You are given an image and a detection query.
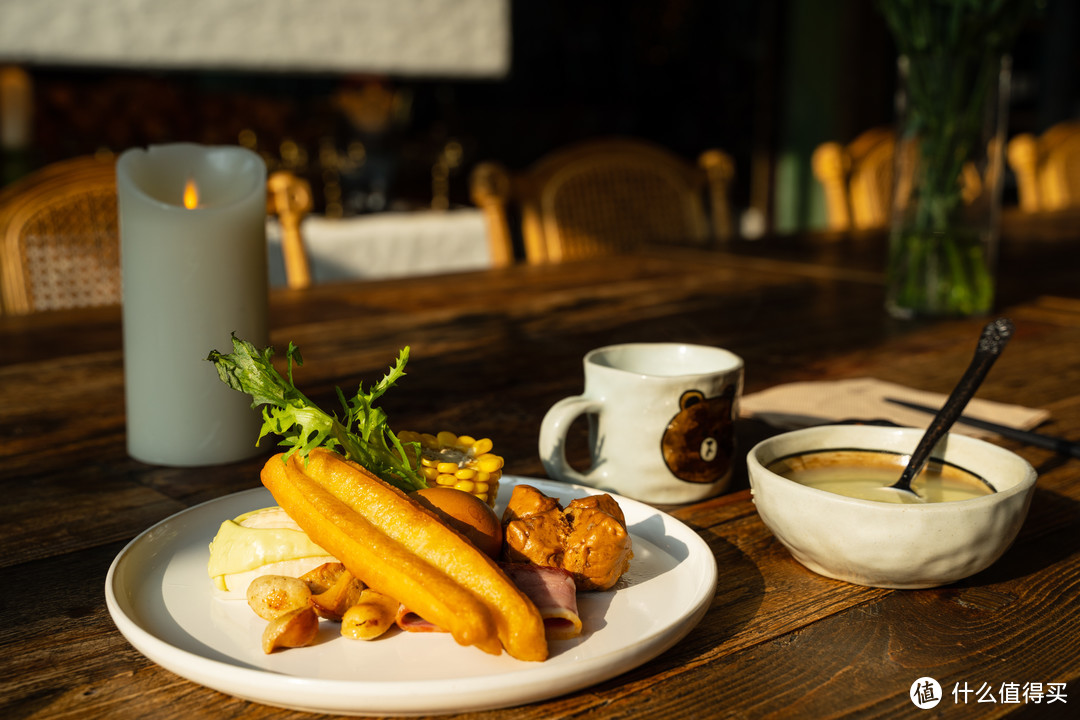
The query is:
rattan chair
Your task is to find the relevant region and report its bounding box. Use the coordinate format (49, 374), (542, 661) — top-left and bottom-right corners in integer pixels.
(812, 127), (897, 231)
(1007, 121), (1080, 212)
(267, 170), (314, 289)
(0, 155), (121, 314)
(0, 156), (313, 314)
(469, 138), (735, 265)
(814, 127), (1006, 231)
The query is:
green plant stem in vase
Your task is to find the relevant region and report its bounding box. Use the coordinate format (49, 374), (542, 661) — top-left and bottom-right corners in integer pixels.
(887, 51), (1005, 318)
(878, 0), (1035, 319)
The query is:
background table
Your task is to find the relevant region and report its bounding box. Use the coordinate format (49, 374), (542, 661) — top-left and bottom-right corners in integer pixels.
(265, 209), (491, 287)
(2, 242), (1078, 719)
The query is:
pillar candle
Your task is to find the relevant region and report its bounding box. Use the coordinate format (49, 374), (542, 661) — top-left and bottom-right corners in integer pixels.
(116, 143), (268, 466)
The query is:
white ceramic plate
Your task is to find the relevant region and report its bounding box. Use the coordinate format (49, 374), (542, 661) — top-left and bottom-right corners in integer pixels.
(105, 477), (717, 716)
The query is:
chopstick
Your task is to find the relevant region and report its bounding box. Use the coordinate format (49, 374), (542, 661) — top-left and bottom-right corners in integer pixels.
(885, 397), (1080, 459)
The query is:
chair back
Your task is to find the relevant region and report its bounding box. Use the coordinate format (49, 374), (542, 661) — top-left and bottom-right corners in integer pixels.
(0, 155), (120, 314)
(267, 170), (314, 289)
(1007, 121), (1080, 212)
(815, 127), (996, 231)
(813, 127), (896, 231)
(471, 138), (735, 265)
(1, 155), (313, 314)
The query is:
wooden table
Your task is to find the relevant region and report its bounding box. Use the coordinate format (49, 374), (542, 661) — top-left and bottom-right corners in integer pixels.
(2, 242), (1078, 719)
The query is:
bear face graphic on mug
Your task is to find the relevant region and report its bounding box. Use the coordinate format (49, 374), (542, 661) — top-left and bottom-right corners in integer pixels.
(662, 386), (736, 485)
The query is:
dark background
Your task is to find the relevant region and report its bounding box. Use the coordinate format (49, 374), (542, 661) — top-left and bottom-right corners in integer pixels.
(2, 0), (1076, 234)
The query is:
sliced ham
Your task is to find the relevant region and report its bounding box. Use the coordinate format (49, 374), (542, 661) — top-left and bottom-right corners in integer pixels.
(396, 562), (582, 641)
(395, 604), (445, 633)
(500, 562), (582, 640)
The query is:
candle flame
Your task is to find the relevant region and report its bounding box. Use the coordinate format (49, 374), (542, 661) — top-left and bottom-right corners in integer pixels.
(183, 179), (199, 209)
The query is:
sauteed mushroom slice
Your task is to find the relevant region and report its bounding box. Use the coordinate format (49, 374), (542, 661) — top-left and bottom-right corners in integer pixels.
(341, 589), (400, 640)
(310, 569), (366, 620)
(262, 606), (319, 653)
(300, 561), (348, 595)
(246, 575), (312, 620)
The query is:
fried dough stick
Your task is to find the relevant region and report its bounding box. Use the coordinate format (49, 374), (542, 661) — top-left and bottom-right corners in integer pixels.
(262, 449), (548, 661)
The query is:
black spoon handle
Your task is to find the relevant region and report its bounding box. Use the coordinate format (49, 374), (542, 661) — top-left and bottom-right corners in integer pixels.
(894, 318), (1015, 491)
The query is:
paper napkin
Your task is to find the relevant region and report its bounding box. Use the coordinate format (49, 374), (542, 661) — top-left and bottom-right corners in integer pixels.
(740, 377), (1050, 439)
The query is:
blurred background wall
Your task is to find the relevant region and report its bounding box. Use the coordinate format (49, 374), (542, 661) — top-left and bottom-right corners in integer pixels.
(0, 0), (1074, 235)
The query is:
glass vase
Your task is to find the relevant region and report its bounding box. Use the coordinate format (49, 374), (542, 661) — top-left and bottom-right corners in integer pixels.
(885, 54), (1011, 319)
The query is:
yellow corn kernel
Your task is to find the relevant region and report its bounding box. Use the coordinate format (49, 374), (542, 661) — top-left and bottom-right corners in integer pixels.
(476, 454), (503, 473)
(471, 438), (494, 455)
(401, 429), (505, 507)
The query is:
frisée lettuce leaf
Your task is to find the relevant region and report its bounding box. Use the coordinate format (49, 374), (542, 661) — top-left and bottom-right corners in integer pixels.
(207, 335), (426, 492)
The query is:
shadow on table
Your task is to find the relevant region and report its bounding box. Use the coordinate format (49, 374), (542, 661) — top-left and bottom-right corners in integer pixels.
(702, 532), (767, 635)
(606, 533), (765, 681)
(728, 418), (786, 493)
(957, 485), (1080, 587)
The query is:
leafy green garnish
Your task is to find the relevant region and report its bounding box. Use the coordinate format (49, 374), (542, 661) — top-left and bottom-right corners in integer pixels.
(207, 336), (425, 493)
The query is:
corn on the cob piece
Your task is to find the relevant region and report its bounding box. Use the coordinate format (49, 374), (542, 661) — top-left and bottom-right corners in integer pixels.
(398, 430), (504, 506)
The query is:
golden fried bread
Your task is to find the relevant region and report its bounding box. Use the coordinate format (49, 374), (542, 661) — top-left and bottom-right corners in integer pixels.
(262, 449), (547, 661)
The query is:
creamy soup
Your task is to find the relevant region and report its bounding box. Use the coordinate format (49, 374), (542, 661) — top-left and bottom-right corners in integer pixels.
(766, 449), (995, 504)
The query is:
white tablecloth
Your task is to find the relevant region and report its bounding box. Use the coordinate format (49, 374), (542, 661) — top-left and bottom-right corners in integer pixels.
(266, 209), (492, 287)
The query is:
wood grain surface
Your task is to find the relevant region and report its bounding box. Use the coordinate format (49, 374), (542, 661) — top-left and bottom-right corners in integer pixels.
(1, 241), (1077, 720)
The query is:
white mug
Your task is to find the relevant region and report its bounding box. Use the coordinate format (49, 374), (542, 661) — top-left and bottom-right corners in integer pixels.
(539, 343), (743, 504)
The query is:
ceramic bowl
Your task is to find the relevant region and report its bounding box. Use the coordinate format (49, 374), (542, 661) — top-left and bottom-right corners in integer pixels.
(746, 425), (1037, 589)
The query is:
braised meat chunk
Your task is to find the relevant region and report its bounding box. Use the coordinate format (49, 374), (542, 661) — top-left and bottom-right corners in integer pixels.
(502, 485), (633, 591)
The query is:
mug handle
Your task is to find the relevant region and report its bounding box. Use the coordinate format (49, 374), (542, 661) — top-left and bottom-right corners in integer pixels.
(538, 395), (600, 485)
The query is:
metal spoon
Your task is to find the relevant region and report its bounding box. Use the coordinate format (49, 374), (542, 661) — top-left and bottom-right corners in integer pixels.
(884, 317), (1015, 500)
